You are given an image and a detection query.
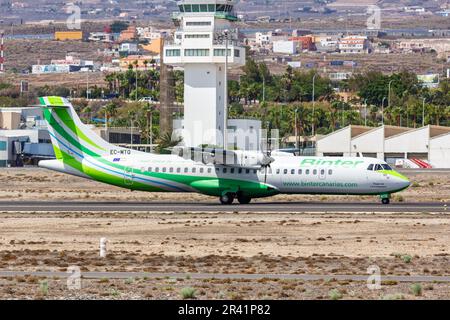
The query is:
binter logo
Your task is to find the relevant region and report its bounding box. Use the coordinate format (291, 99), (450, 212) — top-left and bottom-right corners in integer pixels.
(300, 159), (365, 168)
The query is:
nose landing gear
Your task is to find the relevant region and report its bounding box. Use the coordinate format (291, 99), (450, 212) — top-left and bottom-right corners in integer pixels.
(380, 194), (391, 205)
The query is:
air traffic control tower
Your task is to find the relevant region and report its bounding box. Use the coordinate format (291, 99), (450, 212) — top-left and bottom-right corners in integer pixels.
(164, 0), (246, 148)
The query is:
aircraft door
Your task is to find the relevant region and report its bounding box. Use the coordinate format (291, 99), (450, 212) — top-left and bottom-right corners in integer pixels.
(124, 166), (134, 186)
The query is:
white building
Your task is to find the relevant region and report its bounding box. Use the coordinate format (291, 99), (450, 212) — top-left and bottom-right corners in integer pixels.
(164, 0), (246, 148)
(255, 32), (272, 45)
(338, 36), (370, 54)
(273, 40), (297, 55)
(316, 125), (450, 168)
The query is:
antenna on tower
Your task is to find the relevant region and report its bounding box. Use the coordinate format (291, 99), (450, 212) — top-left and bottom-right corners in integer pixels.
(0, 30), (5, 73)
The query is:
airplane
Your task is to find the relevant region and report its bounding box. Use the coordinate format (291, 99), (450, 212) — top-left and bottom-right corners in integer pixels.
(38, 96), (411, 205)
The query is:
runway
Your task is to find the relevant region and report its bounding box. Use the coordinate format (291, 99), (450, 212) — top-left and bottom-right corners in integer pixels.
(0, 201), (448, 213)
(0, 271), (449, 283)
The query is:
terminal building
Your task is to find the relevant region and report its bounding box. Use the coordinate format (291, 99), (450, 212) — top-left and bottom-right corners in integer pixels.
(316, 125), (450, 168)
(0, 107), (54, 167)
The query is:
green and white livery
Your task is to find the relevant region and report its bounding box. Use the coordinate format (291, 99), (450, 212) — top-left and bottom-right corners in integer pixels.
(39, 96), (410, 205)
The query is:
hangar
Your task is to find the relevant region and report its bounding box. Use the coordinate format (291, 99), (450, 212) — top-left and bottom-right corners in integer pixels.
(316, 125), (450, 168)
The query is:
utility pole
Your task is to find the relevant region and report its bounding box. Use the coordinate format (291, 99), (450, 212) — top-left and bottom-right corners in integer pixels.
(86, 72), (89, 99)
(422, 97), (426, 127)
(364, 99), (368, 127)
(135, 64), (138, 101)
(381, 97), (386, 126)
(295, 108), (299, 150)
(312, 74), (317, 137)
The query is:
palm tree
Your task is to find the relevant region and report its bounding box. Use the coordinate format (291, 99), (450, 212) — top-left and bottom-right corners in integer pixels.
(104, 103), (118, 125)
(155, 132), (183, 154)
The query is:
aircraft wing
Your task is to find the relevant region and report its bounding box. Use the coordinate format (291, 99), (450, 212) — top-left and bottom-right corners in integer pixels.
(170, 146), (275, 168)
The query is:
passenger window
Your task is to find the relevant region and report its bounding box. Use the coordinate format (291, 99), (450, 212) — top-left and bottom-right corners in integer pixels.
(216, 167), (220, 173)
(169, 168), (174, 173)
(291, 169), (295, 175)
(223, 168), (227, 174)
(177, 168), (181, 173)
(276, 169), (280, 174)
(253, 169), (257, 174)
(148, 167), (152, 172)
(184, 167), (189, 173)
(284, 169), (288, 175)
(230, 168), (235, 174)
(367, 164), (374, 171)
(306, 169), (310, 175)
(200, 168), (204, 174)
(298, 169), (302, 175)
(162, 167), (167, 173)
(155, 167), (160, 173)
(321, 169), (325, 175)
(238, 168), (243, 174)
(328, 169), (333, 175)
(207, 168), (212, 174)
(313, 169), (317, 175)
(192, 168), (197, 173)
(246, 169), (250, 174)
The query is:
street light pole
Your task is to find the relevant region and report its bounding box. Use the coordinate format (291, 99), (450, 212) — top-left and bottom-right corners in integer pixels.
(262, 75), (266, 103)
(388, 80), (394, 109)
(381, 97), (386, 126)
(294, 108), (299, 150)
(312, 74), (317, 137)
(364, 98), (368, 126)
(422, 98), (426, 127)
(135, 65), (138, 101)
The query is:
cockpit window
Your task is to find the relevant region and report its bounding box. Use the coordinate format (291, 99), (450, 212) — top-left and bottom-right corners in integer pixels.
(381, 164), (392, 171)
(374, 164), (383, 171)
(367, 164), (374, 171)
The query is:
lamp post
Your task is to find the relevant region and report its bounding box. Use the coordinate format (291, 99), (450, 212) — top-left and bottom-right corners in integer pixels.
(364, 98), (368, 126)
(388, 80), (394, 109)
(262, 75), (266, 103)
(312, 74), (317, 137)
(135, 64), (139, 102)
(294, 108), (299, 150)
(381, 97), (386, 126)
(422, 97), (426, 127)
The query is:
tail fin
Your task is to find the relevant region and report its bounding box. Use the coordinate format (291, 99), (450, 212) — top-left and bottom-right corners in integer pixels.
(39, 96), (115, 160)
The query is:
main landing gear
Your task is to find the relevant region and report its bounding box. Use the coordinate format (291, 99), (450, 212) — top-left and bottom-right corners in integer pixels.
(219, 193), (253, 205)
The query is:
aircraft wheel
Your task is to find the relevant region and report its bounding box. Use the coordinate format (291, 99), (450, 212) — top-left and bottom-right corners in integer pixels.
(382, 198), (390, 205)
(220, 193), (235, 205)
(237, 196), (252, 205)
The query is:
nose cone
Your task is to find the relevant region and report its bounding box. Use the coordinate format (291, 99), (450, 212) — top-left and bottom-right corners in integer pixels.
(395, 172), (411, 190)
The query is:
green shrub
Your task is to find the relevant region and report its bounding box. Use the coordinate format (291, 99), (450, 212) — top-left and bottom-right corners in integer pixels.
(181, 287), (196, 299)
(39, 280), (49, 296)
(382, 293), (404, 300)
(328, 289), (343, 300)
(402, 254), (412, 263)
(410, 284), (422, 296)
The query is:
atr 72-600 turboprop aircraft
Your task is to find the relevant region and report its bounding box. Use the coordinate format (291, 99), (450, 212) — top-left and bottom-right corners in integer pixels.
(38, 97), (410, 205)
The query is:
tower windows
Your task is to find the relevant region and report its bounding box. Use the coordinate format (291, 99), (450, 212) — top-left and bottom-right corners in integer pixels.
(184, 49), (210, 56)
(166, 49), (181, 57)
